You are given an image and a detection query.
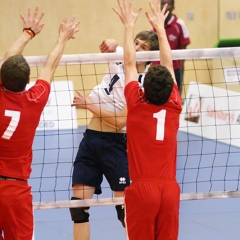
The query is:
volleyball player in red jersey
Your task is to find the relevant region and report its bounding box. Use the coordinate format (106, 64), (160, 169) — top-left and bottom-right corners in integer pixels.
(0, 7), (80, 240)
(113, 0), (182, 239)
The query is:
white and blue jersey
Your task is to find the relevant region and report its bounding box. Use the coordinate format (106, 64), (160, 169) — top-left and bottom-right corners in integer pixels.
(89, 60), (147, 130)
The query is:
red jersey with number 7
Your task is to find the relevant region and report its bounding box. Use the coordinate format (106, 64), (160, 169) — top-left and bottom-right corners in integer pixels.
(124, 82), (182, 181)
(0, 80), (50, 179)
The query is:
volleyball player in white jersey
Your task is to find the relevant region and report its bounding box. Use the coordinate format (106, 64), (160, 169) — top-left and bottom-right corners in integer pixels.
(70, 31), (159, 240)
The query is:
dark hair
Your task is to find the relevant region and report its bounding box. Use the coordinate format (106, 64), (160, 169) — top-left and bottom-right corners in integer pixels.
(1, 55), (30, 92)
(162, 0), (175, 7)
(143, 65), (174, 105)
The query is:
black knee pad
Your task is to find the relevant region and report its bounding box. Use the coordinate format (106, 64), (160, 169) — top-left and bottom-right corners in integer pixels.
(69, 197), (90, 223)
(115, 205), (125, 228)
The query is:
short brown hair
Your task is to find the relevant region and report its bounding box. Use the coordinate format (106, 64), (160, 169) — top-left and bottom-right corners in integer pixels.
(1, 55), (30, 92)
(134, 31), (159, 66)
(134, 31), (159, 51)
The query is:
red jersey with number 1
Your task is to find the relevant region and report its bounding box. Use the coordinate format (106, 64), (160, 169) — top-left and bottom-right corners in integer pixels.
(124, 82), (182, 180)
(0, 80), (50, 179)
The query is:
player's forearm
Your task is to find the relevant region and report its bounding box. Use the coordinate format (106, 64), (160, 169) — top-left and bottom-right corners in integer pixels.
(156, 27), (172, 67)
(100, 115), (126, 129)
(88, 104), (126, 129)
(0, 32), (31, 68)
(39, 37), (68, 83)
(124, 26), (136, 69)
(46, 37), (68, 71)
(124, 26), (138, 85)
(156, 27), (176, 84)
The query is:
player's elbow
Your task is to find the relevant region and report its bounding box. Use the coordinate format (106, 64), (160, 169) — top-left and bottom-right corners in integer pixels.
(116, 121), (126, 130)
(115, 117), (126, 130)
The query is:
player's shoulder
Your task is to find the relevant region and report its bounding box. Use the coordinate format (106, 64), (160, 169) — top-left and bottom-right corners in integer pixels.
(27, 79), (51, 98)
(125, 81), (139, 96)
(32, 79), (51, 92)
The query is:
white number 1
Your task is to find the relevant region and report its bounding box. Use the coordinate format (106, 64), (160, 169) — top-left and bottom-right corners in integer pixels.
(153, 110), (166, 141)
(2, 110), (21, 140)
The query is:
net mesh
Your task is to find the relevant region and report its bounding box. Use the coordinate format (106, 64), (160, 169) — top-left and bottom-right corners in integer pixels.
(25, 47), (240, 210)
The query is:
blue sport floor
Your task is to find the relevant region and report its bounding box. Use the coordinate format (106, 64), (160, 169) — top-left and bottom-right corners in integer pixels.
(34, 191), (240, 240)
(32, 128), (240, 239)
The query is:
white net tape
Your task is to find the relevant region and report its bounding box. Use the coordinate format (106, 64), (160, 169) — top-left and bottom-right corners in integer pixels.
(25, 47), (240, 66)
(33, 191), (240, 210)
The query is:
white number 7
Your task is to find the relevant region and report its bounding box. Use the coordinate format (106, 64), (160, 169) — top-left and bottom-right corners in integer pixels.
(2, 110), (21, 140)
(153, 109), (166, 141)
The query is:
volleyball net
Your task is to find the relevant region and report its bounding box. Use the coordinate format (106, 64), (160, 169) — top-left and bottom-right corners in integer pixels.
(26, 47), (240, 210)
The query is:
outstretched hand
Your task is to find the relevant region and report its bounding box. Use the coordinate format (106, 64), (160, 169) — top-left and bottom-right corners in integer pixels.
(20, 6), (45, 35)
(113, 0), (142, 27)
(145, 0), (169, 30)
(58, 16), (80, 40)
(71, 91), (93, 109)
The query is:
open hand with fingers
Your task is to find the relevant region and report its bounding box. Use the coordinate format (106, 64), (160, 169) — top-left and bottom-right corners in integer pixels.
(113, 0), (142, 28)
(145, 0), (169, 32)
(20, 6), (45, 36)
(58, 16), (80, 41)
(71, 91), (93, 109)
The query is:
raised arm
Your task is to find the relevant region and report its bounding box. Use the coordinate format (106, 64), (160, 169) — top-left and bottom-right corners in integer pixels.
(113, 0), (141, 86)
(0, 6), (44, 69)
(38, 17), (80, 84)
(72, 91), (127, 129)
(146, 0), (176, 84)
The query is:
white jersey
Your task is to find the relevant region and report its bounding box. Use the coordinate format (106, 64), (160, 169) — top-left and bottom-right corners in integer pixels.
(90, 62), (125, 112)
(90, 49), (147, 129)
(90, 62), (146, 111)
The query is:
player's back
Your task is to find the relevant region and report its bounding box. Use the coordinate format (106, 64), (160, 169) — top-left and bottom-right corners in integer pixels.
(0, 80), (50, 179)
(125, 82), (182, 180)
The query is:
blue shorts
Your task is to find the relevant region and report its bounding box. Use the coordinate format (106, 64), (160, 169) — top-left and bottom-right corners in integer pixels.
(72, 129), (130, 194)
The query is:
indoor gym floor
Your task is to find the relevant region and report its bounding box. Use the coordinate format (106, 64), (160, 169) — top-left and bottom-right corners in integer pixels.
(31, 129), (240, 240)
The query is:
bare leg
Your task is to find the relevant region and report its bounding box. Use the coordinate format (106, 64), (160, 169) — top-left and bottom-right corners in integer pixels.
(72, 184), (95, 240)
(114, 191), (124, 198)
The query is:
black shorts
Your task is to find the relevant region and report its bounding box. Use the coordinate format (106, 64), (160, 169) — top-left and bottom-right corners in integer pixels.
(72, 129), (130, 194)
